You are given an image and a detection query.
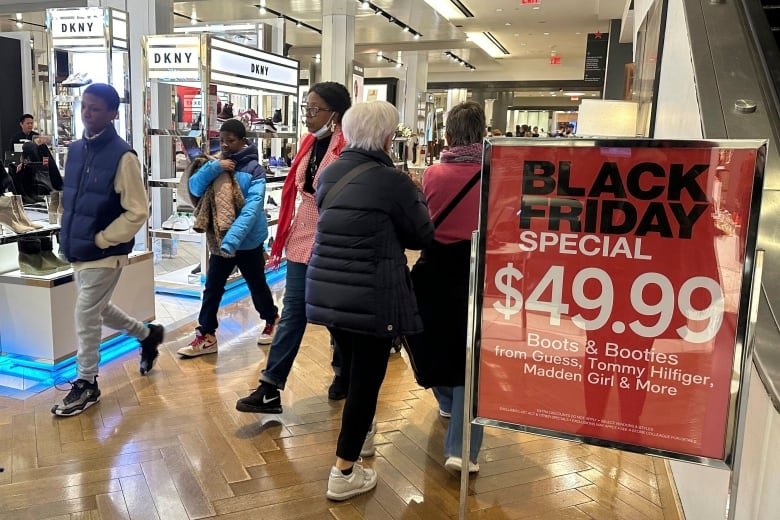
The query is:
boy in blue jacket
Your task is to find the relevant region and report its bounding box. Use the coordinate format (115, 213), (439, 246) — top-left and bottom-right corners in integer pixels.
(178, 119), (279, 357)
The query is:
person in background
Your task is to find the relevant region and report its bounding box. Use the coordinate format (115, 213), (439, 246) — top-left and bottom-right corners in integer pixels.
(420, 100), (486, 473)
(491, 128), (503, 137)
(306, 100), (434, 500)
(532, 126), (540, 137)
(236, 81), (353, 414)
(52, 84), (165, 417)
(176, 119), (279, 358)
(9, 114), (38, 149)
(505, 131), (513, 137)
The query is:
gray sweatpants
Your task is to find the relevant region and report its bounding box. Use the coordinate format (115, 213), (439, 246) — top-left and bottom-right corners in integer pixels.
(75, 267), (149, 383)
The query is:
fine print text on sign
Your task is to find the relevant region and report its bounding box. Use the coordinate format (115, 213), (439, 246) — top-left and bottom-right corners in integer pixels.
(477, 143), (762, 461)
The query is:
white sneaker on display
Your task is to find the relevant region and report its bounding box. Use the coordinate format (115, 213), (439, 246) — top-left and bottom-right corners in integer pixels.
(171, 215), (191, 231)
(325, 462), (377, 501)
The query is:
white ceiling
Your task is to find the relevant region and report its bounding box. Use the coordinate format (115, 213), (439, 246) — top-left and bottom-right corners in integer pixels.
(172, 0), (627, 78)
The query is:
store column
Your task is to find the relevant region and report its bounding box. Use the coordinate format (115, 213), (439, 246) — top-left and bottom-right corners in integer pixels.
(402, 51), (428, 130)
(321, 0), (356, 86)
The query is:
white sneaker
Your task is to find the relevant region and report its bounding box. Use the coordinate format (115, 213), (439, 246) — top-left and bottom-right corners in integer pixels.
(326, 462), (377, 501)
(360, 423), (377, 457)
(444, 456), (479, 474)
(439, 409), (452, 419)
(177, 330), (218, 358)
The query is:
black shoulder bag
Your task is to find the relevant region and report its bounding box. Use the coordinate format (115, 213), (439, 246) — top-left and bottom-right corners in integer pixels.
(403, 167), (481, 388)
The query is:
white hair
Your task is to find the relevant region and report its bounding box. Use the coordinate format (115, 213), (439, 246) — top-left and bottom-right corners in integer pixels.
(341, 100), (399, 151)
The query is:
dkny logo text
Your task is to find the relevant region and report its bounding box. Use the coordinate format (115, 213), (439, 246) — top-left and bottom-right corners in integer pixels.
(251, 63), (269, 76)
(60, 22), (95, 34)
(153, 52), (194, 65)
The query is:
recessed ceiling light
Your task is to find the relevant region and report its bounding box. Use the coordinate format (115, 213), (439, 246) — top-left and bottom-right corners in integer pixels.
(564, 92), (585, 96)
(532, 6), (540, 9)
(496, 8), (503, 12)
(576, 32), (581, 35)
(543, 32), (550, 36)
(514, 33), (519, 37)
(505, 22), (511, 26)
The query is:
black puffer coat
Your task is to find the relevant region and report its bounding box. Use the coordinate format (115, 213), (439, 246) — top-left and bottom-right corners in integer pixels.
(305, 148), (434, 337)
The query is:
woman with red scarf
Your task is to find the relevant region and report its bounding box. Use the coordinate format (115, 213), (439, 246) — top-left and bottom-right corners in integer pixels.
(236, 82), (352, 414)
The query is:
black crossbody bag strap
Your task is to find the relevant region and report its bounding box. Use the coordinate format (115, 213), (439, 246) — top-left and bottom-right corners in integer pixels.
(321, 162), (380, 210)
(433, 167), (481, 228)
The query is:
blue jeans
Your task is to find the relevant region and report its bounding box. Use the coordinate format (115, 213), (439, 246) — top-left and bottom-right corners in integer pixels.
(433, 386), (483, 463)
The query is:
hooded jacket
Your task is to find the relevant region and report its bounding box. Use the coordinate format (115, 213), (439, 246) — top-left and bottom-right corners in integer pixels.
(188, 144), (268, 255)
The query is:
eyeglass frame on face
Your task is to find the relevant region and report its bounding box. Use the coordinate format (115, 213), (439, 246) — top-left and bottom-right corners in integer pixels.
(301, 104), (334, 117)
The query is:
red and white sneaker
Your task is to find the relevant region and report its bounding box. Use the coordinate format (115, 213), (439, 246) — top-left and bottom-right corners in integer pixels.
(177, 330), (218, 358)
(257, 315), (279, 345)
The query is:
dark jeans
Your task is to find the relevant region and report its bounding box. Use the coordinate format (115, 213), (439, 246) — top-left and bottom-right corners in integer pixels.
(260, 261), (344, 389)
(329, 327), (391, 462)
(198, 246), (278, 334)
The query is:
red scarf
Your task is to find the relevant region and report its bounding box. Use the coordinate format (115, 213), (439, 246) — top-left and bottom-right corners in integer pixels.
(269, 131), (346, 265)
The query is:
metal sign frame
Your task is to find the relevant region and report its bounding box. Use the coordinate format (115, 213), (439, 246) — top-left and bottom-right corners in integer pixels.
(464, 137), (766, 469)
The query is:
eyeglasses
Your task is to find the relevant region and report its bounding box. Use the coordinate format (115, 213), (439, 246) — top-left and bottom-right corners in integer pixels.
(301, 105), (333, 117)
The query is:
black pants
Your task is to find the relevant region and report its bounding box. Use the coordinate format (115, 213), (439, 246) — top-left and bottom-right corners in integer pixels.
(329, 327), (392, 462)
(198, 246), (278, 334)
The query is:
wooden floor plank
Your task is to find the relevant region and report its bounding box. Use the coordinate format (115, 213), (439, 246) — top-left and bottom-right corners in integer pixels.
(0, 296), (683, 520)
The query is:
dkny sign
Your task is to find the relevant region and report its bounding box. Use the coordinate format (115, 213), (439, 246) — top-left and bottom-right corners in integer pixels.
(153, 51), (195, 66)
(145, 36), (201, 81)
(50, 8), (104, 38)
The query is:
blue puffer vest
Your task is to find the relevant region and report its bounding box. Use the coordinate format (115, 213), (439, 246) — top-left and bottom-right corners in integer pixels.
(60, 125), (135, 262)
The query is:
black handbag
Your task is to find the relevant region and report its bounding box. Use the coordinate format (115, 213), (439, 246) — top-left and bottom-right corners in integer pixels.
(402, 167), (481, 388)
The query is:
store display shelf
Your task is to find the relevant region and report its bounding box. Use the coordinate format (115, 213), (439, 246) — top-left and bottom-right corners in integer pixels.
(0, 268), (73, 287)
(148, 178), (180, 188)
(0, 224), (60, 245)
(150, 228), (202, 242)
(148, 129), (297, 140)
(0, 251), (150, 288)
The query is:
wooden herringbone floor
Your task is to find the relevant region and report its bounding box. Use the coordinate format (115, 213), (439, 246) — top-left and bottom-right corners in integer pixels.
(0, 296), (684, 519)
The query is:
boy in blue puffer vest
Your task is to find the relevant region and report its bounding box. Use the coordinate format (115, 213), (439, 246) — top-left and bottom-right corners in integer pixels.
(52, 84), (165, 417)
(177, 119), (279, 358)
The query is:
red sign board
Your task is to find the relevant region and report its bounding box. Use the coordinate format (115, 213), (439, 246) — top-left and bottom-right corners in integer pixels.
(549, 55), (561, 65)
(475, 141), (765, 464)
(521, 0), (541, 4)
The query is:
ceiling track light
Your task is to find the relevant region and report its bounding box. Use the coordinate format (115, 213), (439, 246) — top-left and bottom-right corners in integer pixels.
(422, 0), (474, 20)
(356, 1), (423, 39)
(376, 52), (403, 68)
(444, 51), (477, 70)
(253, 5), (322, 34)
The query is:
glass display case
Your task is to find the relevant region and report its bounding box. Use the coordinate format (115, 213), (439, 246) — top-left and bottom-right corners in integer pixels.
(142, 34), (299, 297)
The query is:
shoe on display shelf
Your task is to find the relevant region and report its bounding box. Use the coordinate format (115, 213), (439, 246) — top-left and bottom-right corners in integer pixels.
(62, 72), (93, 88)
(261, 119), (277, 134)
(161, 214), (191, 231)
(235, 383), (283, 414)
(217, 102), (234, 123)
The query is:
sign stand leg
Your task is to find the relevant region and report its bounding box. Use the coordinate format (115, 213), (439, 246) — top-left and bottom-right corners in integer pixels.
(459, 231), (481, 520)
(726, 249), (764, 520)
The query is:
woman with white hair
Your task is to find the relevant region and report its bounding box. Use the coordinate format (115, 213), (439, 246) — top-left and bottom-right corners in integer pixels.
(306, 100), (434, 500)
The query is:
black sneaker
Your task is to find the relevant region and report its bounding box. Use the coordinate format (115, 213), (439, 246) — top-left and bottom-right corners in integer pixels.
(51, 379), (101, 416)
(328, 375), (349, 401)
(236, 383), (283, 413)
(139, 323), (165, 375)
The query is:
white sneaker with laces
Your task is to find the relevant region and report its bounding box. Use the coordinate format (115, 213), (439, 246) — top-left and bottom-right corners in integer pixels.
(360, 422), (377, 457)
(326, 462), (377, 501)
(444, 456), (479, 474)
(177, 330), (218, 358)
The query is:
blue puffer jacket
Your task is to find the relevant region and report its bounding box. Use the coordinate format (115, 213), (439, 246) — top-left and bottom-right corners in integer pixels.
(188, 144), (268, 255)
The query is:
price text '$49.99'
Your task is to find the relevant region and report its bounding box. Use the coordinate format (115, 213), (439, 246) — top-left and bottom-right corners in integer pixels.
(493, 263), (724, 344)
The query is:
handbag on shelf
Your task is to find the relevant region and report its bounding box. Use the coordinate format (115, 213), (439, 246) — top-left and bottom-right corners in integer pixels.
(401, 167), (481, 388)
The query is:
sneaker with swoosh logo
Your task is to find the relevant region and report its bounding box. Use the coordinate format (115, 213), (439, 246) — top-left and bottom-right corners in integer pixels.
(235, 383), (283, 414)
